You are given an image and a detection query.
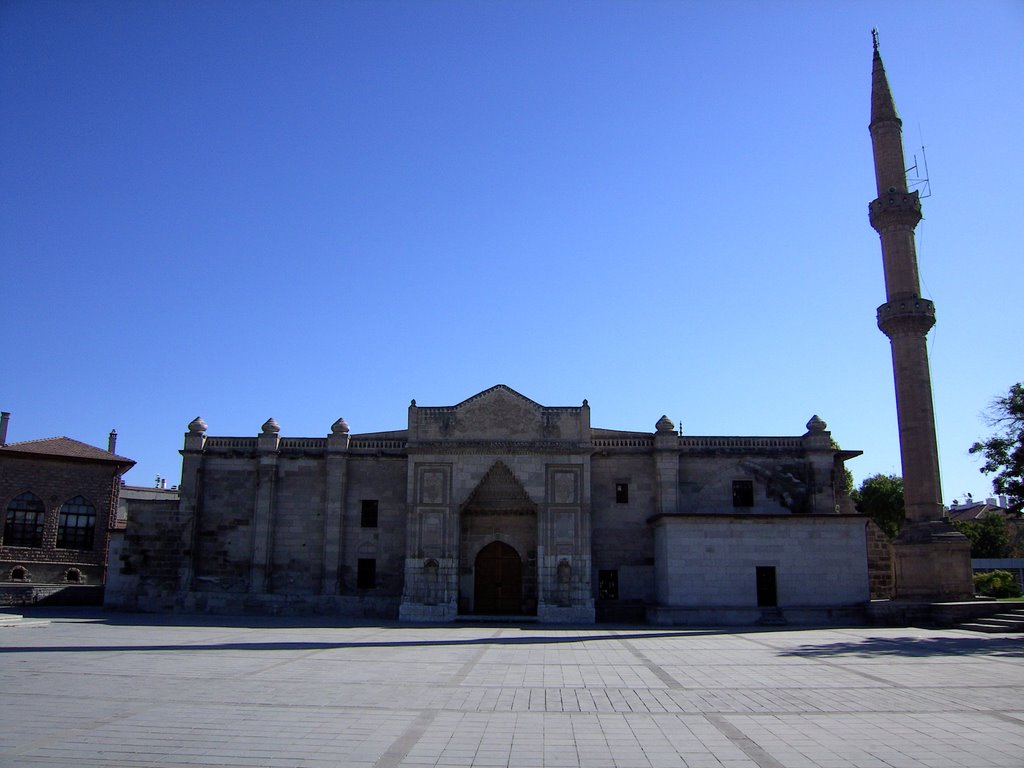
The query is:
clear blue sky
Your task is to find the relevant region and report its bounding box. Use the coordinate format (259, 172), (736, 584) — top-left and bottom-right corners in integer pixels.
(3, 1), (1021, 504)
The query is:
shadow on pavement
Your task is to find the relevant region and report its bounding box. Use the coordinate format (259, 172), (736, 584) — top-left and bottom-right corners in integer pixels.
(779, 634), (1024, 659)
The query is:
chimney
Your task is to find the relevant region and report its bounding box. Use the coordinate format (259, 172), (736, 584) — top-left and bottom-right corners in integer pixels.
(0, 411), (9, 445)
(108, 429), (118, 454)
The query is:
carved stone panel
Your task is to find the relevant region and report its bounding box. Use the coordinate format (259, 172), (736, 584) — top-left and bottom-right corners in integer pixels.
(554, 511), (575, 542)
(551, 470), (578, 505)
(421, 512), (443, 557)
(417, 464), (449, 506)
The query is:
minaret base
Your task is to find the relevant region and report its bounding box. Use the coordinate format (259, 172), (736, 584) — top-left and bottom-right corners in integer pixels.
(892, 522), (974, 601)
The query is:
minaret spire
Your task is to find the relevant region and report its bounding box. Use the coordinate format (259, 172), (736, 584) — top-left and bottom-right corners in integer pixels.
(867, 33), (972, 601)
(869, 35), (906, 196)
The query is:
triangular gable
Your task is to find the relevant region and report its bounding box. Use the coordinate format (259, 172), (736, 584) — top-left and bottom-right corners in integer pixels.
(452, 385), (542, 410)
(445, 385), (543, 440)
(409, 384), (587, 444)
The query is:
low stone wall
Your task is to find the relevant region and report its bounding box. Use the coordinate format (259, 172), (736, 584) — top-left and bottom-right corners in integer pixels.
(181, 591), (401, 619)
(866, 598), (1010, 627)
(647, 604), (866, 627)
(0, 583), (103, 607)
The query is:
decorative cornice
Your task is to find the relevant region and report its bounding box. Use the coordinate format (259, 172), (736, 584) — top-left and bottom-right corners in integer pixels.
(408, 439), (586, 455)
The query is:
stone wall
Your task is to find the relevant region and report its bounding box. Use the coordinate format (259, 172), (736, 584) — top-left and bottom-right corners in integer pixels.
(866, 520), (894, 599)
(269, 456), (325, 595)
(342, 455), (408, 596)
(106, 497), (187, 611)
(193, 458), (257, 592)
(590, 453), (656, 617)
(652, 515), (869, 610)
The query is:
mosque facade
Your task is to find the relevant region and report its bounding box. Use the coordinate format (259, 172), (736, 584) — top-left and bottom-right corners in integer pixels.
(107, 385), (869, 624)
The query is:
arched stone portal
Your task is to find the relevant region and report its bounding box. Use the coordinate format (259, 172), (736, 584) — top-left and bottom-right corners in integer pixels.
(459, 461), (538, 615)
(474, 541), (523, 615)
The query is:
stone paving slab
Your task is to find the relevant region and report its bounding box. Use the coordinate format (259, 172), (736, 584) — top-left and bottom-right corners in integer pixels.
(1, 611), (1022, 767)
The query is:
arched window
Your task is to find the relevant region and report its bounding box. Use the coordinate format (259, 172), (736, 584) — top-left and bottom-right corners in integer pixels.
(57, 495), (96, 550)
(4, 492), (45, 548)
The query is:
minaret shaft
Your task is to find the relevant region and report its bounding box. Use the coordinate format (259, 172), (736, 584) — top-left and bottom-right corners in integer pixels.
(866, 33), (973, 602)
(868, 41), (943, 524)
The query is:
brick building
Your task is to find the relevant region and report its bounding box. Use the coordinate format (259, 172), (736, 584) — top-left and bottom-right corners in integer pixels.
(1, 412), (135, 603)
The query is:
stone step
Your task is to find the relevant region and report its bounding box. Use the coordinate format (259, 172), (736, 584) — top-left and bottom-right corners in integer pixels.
(959, 622), (1023, 633)
(959, 614), (1024, 633)
(975, 616), (1024, 626)
(456, 614), (539, 624)
(0, 613), (49, 628)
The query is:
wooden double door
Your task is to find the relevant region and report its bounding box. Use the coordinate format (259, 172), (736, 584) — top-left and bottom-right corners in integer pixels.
(474, 541), (523, 615)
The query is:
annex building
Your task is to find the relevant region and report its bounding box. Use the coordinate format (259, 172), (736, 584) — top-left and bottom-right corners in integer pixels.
(1, 411), (135, 605)
(107, 385), (870, 624)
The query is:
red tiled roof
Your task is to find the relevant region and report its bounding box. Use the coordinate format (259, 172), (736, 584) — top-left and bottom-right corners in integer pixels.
(0, 437), (135, 469)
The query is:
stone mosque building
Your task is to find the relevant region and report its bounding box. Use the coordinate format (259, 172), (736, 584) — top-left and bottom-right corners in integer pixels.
(107, 386), (867, 624)
(106, 37), (970, 623)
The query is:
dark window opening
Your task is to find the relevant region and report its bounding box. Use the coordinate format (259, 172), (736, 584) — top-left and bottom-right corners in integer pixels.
(57, 495), (96, 549)
(10, 566), (29, 581)
(732, 480), (754, 508)
(360, 500), (379, 528)
(598, 569), (619, 600)
(615, 483), (629, 504)
(357, 558), (376, 589)
(4, 492), (45, 548)
(65, 568), (82, 583)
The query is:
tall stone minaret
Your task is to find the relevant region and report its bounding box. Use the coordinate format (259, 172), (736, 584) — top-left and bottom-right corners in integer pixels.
(868, 31), (971, 600)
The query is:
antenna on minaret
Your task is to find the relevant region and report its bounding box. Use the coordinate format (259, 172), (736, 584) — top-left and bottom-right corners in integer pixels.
(906, 142), (931, 199)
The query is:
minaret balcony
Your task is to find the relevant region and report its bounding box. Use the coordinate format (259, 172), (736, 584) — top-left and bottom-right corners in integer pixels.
(869, 190), (922, 231)
(877, 297), (935, 337)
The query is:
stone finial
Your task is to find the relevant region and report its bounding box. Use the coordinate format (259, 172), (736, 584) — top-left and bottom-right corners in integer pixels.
(188, 417), (208, 434)
(656, 415), (675, 434)
(582, 399), (588, 407)
(806, 415), (827, 433)
(331, 417), (350, 435)
(261, 418), (281, 435)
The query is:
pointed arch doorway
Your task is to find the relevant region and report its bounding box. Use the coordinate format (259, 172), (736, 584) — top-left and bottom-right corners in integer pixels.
(459, 461), (538, 616)
(474, 541), (523, 615)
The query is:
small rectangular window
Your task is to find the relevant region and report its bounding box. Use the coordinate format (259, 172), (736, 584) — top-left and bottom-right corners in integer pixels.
(732, 480), (754, 507)
(357, 558), (376, 589)
(598, 569), (619, 600)
(360, 500), (379, 528)
(615, 483), (629, 504)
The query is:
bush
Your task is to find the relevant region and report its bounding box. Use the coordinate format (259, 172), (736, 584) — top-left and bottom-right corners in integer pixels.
(973, 570), (1023, 598)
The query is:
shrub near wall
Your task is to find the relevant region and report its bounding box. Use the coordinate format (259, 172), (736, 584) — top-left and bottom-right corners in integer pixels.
(973, 570), (1023, 598)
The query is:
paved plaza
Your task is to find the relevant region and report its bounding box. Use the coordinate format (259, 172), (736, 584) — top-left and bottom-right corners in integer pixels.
(1, 611), (1022, 768)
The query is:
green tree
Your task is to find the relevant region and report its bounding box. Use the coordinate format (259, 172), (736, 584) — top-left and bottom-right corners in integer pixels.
(969, 382), (1024, 513)
(954, 512), (1012, 558)
(852, 473), (904, 539)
